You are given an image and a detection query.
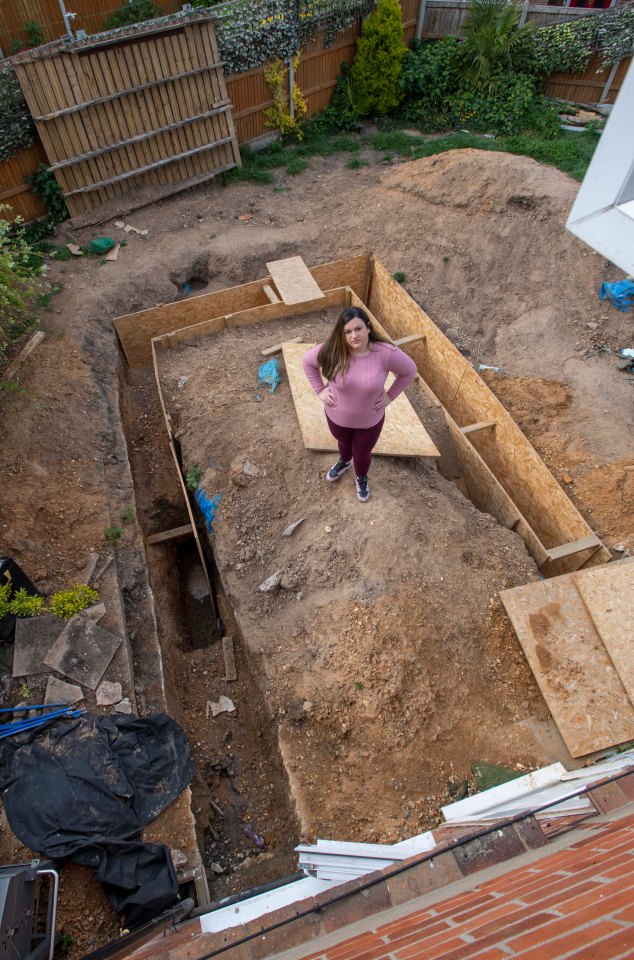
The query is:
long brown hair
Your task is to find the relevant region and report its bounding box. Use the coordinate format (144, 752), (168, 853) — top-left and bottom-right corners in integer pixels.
(317, 307), (390, 381)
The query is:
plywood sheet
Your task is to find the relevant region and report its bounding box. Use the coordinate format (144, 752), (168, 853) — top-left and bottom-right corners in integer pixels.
(282, 342), (440, 458)
(574, 561), (634, 704)
(266, 257), (325, 305)
(500, 575), (634, 757)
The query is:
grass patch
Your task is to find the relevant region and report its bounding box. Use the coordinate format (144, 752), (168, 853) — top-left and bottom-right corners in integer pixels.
(346, 157), (369, 169)
(368, 130), (426, 155)
(286, 155), (309, 176)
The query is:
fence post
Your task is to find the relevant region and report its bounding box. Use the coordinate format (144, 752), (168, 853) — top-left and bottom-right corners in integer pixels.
(288, 57), (295, 119)
(600, 59), (620, 103)
(518, 0), (530, 28)
(415, 0), (428, 41)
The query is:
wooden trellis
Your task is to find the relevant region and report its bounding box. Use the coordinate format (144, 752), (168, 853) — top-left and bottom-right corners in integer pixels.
(11, 15), (241, 218)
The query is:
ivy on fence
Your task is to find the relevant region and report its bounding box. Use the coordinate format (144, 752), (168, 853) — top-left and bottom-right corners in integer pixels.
(0, 66), (36, 162)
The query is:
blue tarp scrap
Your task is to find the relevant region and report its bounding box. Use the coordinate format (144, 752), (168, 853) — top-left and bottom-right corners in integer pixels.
(195, 488), (221, 533)
(600, 280), (634, 312)
(258, 358), (280, 392)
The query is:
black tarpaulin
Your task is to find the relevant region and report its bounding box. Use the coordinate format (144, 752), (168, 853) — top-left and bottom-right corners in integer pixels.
(0, 713), (195, 927)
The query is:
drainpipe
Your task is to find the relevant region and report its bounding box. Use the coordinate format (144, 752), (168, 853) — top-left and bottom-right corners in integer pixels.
(57, 0), (75, 40)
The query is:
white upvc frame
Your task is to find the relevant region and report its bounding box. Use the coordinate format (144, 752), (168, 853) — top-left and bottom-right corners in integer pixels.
(566, 58), (634, 276)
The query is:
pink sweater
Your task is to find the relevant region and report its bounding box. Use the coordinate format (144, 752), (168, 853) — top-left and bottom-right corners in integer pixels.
(302, 341), (417, 429)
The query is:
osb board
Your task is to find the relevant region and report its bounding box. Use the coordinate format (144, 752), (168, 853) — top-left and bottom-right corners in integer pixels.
(368, 257), (609, 574)
(155, 289), (349, 352)
(114, 255), (369, 368)
(266, 256), (325, 305)
(282, 342), (440, 458)
(574, 561), (634, 705)
(500, 575), (634, 757)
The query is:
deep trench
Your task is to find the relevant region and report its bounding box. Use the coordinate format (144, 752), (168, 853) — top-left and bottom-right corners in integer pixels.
(119, 358), (300, 904)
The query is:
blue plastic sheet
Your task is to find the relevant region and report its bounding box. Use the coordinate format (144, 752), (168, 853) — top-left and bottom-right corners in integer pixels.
(195, 488), (221, 533)
(600, 280), (634, 312)
(258, 358), (280, 392)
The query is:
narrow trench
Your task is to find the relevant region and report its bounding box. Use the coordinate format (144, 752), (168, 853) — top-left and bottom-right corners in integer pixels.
(119, 358), (300, 904)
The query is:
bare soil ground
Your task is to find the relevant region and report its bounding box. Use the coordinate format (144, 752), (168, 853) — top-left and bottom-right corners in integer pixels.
(0, 145), (631, 953)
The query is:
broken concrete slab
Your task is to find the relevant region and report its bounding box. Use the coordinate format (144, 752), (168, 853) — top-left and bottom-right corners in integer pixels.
(96, 680), (122, 706)
(13, 614), (66, 677)
(43, 615), (123, 690)
(206, 696), (236, 718)
(81, 602), (107, 624)
(282, 518), (304, 537)
(115, 697), (132, 714)
(259, 571), (281, 593)
(44, 675), (84, 705)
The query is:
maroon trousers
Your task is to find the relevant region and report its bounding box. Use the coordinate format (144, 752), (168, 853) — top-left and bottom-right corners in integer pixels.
(325, 414), (385, 477)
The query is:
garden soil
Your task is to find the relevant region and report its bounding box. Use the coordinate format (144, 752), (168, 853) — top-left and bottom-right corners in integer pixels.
(0, 147), (631, 955)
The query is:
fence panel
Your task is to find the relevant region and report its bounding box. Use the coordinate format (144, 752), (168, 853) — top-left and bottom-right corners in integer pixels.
(545, 52), (629, 104)
(11, 14), (240, 218)
(0, 141), (48, 222)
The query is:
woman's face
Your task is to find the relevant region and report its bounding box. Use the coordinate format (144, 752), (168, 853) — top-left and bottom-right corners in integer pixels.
(344, 317), (370, 352)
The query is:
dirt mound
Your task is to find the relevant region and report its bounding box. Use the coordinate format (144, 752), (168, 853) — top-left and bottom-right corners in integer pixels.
(381, 148), (575, 217)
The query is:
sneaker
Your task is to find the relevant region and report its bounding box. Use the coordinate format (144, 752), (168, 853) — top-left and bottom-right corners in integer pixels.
(355, 475), (370, 502)
(326, 458), (352, 482)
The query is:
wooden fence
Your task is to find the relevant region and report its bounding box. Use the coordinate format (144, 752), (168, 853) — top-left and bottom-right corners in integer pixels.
(1, 0), (626, 223)
(10, 15), (241, 218)
(0, 141), (48, 221)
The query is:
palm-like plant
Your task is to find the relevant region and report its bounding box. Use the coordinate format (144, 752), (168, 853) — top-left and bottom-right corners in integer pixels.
(456, 0), (534, 91)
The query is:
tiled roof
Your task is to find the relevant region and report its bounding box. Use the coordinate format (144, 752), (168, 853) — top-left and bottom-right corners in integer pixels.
(302, 812), (634, 960)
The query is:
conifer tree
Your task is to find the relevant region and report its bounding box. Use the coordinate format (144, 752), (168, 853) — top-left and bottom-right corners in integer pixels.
(351, 0), (407, 115)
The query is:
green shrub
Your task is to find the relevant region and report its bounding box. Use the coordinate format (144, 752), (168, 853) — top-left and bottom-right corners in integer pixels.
(103, 0), (161, 31)
(8, 588), (45, 618)
(0, 212), (44, 359)
(351, 0), (407, 116)
(104, 525), (122, 546)
(186, 463), (203, 491)
(26, 165), (69, 227)
(317, 65), (370, 132)
(456, 0), (534, 91)
(49, 585), (99, 620)
(400, 39), (460, 130)
(0, 66), (36, 163)
(451, 73), (559, 137)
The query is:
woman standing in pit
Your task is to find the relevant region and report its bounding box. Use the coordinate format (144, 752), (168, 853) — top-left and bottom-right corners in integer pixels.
(302, 306), (417, 502)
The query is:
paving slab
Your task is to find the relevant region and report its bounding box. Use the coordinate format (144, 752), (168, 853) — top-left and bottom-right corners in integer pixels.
(13, 614), (66, 677)
(43, 615), (123, 689)
(44, 675), (84, 705)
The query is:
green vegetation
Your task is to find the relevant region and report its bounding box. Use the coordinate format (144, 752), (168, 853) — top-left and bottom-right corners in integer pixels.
(103, 0), (161, 32)
(0, 212), (43, 361)
(392, 271), (407, 284)
(49, 584), (100, 620)
(104, 526), (122, 547)
(351, 0), (407, 115)
(456, 0), (533, 91)
(121, 506), (135, 523)
(186, 463), (203, 491)
(7, 587), (45, 617)
(346, 156), (368, 169)
(0, 66), (36, 162)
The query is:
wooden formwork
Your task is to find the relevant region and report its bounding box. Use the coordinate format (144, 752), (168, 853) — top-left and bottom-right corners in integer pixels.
(366, 257), (610, 577)
(115, 252), (609, 578)
(10, 14), (240, 218)
(114, 254), (371, 368)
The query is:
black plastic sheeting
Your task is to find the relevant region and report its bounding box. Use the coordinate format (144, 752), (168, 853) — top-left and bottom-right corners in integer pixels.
(0, 713), (195, 927)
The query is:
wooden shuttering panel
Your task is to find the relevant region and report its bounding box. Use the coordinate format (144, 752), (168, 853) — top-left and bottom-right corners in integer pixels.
(500, 559), (634, 758)
(367, 257), (609, 577)
(11, 17), (240, 218)
(113, 255), (371, 368)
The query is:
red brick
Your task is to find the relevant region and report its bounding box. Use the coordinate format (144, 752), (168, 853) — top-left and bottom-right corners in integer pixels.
(410, 912), (553, 960)
(583, 834), (634, 856)
(424, 893), (500, 924)
(394, 936), (466, 960)
(520, 876), (604, 907)
(465, 903), (560, 937)
(378, 909), (437, 938)
(456, 899), (526, 929)
(387, 923), (468, 956)
(565, 925), (634, 960)
(519, 880), (603, 912)
(613, 902), (634, 923)
(557, 878), (634, 916)
(477, 866), (543, 895)
(467, 951), (508, 960)
(510, 920), (622, 960)
(379, 919), (453, 947)
(323, 939), (391, 960)
(320, 931), (382, 960)
(509, 906), (623, 951)
(596, 859), (634, 881)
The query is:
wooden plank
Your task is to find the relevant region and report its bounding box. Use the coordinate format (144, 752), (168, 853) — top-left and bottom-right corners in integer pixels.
(574, 560), (634, 704)
(283, 341), (440, 459)
(500, 575), (634, 757)
(262, 283), (280, 305)
(393, 334), (426, 347)
(146, 523), (193, 545)
(262, 335), (301, 357)
(543, 536), (602, 565)
(460, 420), (497, 436)
(3, 331), (45, 380)
(266, 256), (325, 306)
(222, 636), (237, 682)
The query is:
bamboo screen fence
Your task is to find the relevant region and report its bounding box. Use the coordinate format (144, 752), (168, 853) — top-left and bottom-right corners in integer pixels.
(10, 15), (241, 217)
